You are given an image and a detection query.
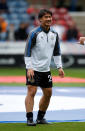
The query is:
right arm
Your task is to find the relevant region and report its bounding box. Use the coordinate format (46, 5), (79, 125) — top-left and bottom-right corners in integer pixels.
(24, 31), (36, 79)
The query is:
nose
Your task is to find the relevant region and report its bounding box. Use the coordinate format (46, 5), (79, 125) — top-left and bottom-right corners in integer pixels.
(47, 17), (51, 21)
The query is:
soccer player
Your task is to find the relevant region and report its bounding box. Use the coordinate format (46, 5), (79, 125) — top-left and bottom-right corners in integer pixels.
(24, 9), (64, 126)
(79, 37), (85, 45)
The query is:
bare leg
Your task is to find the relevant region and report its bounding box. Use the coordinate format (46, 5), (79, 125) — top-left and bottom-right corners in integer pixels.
(25, 85), (37, 112)
(36, 87), (52, 123)
(39, 88), (52, 111)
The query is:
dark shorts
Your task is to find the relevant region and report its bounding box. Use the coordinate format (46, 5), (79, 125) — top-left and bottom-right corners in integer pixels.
(26, 70), (53, 88)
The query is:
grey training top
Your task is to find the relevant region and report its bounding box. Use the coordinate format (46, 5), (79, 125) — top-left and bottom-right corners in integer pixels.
(24, 26), (62, 72)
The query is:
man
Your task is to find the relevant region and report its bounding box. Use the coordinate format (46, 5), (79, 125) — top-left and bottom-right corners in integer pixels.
(0, 17), (8, 41)
(24, 9), (64, 126)
(14, 23), (28, 41)
(79, 37), (85, 45)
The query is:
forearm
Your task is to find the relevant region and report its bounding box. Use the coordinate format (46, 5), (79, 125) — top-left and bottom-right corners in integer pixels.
(24, 57), (33, 69)
(53, 55), (62, 69)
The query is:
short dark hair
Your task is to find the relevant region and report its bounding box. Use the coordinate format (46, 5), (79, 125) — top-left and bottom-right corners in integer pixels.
(38, 9), (52, 19)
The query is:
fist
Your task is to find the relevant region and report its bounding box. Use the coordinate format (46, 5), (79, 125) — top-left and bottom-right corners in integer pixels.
(58, 68), (65, 78)
(79, 37), (85, 45)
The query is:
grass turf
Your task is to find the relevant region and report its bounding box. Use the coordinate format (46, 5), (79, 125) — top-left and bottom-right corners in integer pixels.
(0, 67), (85, 78)
(51, 68), (85, 78)
(0, 83), (85, 87)
(0, 68), (85, 129)
(0, 67), (85, 87)
(0, 122), (85, 131)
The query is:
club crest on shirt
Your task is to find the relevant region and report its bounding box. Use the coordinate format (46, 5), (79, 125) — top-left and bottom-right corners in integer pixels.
(51, 35), (54, 40)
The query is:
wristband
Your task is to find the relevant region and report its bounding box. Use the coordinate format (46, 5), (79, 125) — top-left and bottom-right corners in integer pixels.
(84, 41), (85, 45)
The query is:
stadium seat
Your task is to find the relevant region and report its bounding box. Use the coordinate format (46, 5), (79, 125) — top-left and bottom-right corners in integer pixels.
(49, 7), (58, 14)
(19, 14), (29, 20)
(17, 8), (27, 14)
(19, 1), (28, 7)
(7, 1), (17, 7)
(9, 7), (17, 13)
(58, 8), (68, 15)
(9, 13), (19, 20)
(0, 14), (8, 20)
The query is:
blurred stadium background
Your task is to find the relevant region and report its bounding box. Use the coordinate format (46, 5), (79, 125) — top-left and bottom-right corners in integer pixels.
(0, 0), (85, 130)
(0, 0), (85, 69)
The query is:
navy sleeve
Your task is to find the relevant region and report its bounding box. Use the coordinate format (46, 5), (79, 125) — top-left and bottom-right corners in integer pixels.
(24, 31), (36, 57)
(53, 34), (61, 56)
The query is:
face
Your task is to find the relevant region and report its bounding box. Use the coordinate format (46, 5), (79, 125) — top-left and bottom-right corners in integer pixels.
(40, 13), (52, 27)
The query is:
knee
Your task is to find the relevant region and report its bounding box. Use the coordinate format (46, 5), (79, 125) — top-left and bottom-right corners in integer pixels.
(29, 91), (36, 97)
(28, 86), (37, 97)
(44, 89), (52, 98)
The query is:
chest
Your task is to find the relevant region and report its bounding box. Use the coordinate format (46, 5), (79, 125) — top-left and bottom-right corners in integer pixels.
(36, 32), (56, 49)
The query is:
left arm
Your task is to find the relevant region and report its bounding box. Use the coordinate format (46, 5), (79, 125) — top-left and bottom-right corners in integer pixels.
(53, 34), (64, 78)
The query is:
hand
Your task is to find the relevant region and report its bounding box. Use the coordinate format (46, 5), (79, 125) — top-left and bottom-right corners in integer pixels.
(27, 69), (34, 81)
(58, 68), (65, 78)
(79, 37), (85, 45)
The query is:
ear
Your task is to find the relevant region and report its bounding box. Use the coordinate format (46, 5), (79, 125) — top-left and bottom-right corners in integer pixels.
(39, 18), (42, 23)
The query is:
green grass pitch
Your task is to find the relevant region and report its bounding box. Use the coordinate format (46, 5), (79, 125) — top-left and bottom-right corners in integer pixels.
(0, 122), (85, 131)
(0, 67), (85, 87)
(0, 67), (85, 78)
(0, 68), (85, 129)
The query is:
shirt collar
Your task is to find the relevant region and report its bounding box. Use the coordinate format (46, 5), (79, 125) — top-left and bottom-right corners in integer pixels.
(40, 26), (50, 33)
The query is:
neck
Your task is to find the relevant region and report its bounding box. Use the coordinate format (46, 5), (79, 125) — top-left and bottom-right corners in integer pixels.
(41, 25), (50, 31)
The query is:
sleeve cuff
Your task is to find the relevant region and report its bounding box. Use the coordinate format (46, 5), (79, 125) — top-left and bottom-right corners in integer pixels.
(53, 55), (62, 69)
(24, 57), (33, 69)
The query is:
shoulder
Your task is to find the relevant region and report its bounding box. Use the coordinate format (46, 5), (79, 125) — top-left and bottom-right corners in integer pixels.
(29, 26), (42, 37)
(27, 26), (42, 42)
(50, 26), (58, 36)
